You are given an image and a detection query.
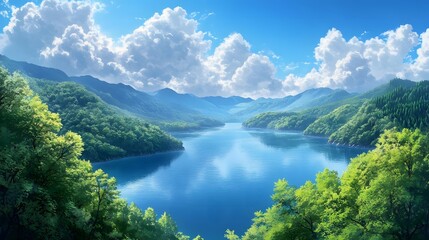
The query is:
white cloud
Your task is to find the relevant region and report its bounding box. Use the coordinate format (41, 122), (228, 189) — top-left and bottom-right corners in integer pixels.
(283, 24), (424, 94)
(331, 51), (376, 92)
(116, 7), (211, 91)
(2, 0), (103, 63)
(364, 24), (418, 80)
(204, 33), (284, 97)
(206, 33), (251, 81)
(40, 24), (116, 76)
(0, 1), (281, 97)
(1, 0), (429, 97)
(285, 63), (299, 72)
(408, 28), (429, 80)
(227, 54), (282, 98)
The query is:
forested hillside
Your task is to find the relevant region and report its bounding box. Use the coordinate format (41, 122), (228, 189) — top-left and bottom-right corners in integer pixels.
(243, 79), (428, 147)
(330, 81), (429, 145)
(0, 55), (224, 128)
(0, 69), (198, 239)
(304, 104), (359, 136)
(72, 75), (225, 128)
(242, 112), (295, 128)
(226, 129), (429, 240)
(29, 78), (183, 161)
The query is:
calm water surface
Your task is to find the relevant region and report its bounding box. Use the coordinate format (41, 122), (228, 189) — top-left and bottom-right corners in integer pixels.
(93, 123), (368, 240)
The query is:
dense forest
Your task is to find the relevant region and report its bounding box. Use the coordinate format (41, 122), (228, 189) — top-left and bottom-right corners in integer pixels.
(242, 112), (295, 129)
(243, 79), (429, 147)
(329, 82), (429, 145)
(304, 104), (358, 136)
(225, 128), (429, 240)
(0, 69), (204, 239)
(29, 78), (183, 161)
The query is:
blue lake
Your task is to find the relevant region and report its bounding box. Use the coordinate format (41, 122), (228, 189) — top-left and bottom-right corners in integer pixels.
(93, 123), (368, 240)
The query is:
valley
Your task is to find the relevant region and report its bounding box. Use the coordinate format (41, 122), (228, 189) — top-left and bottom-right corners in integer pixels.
(1, 0), (429, 239)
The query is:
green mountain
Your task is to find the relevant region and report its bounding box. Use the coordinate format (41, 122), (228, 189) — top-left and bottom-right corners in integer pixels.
(28, 77), (183, 161)
(244, 78), (428, 148)
(0, 55), (356, 125)
(153, 88), (232, 121)
(242, 112), (295, 128)
(0, 54), (224, 129)
(231, 88), (354, 121)
(304, 103), (359, 136)
(202, 95), (253, 109)
(0, 54), (70, 82)
(329, 81), (429, 146)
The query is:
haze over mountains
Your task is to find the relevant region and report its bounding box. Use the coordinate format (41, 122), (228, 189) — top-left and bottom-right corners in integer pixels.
(0, 54), (359, 123)
(6, 51), (426, 156)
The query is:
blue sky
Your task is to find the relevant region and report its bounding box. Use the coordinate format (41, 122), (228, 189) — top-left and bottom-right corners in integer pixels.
(1, 0), (429, 97)
(98, 0), (429, 75)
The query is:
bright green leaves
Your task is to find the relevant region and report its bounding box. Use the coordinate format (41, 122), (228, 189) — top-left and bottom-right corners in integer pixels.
(159, 212), (179, 239)
(330, 82), (429, 146)
(0, 69), (192, 239)
(304, 104), (358, 136)
(234, 129), (429, 240)
(225, 229), (241, 240)
(32, 80), (183, 161)
(336, 129), (429, 239)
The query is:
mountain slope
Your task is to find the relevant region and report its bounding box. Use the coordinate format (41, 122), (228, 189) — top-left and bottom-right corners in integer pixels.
(30, 77), (183, 161)
(203, 95), (253, 109)
(0, 54), (70, 82)
(231, 88), (352, 121)
(242, 78), (424, 141)
(329, 81), (429, 146)
(0, 54), (224, 128)
(304, 104), (359, 136)
(71, 76), (198, 121)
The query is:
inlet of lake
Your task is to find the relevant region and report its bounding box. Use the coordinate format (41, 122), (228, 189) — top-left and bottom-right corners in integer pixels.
(93, 123), (368, 240)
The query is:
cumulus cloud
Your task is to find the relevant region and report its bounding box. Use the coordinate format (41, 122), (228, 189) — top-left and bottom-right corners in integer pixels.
(227, 54), (282, 97)
(284, 24), (425, 94)
(40, 24), (116, 76)
(408, 29), (429, 80)
(0, 0), (281, 97)
(1, 0), (429, 97)
(364, 24), (418, 80)
(117, 7), (211, 91)
(2, 0), (103, 63)
(206, 33), (251, 81)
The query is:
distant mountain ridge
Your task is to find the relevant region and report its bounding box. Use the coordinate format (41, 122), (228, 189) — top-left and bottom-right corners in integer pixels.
(0, 54), (356, 123)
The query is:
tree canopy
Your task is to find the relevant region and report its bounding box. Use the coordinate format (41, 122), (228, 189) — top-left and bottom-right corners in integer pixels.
(30, 79), (183, 161)
(0, 69), (193, 239)
(228, 128), (429, 240)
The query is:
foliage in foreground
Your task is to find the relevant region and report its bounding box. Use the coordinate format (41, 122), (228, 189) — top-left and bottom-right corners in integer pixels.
(227, 128), (429, 240)
(0, 69), (198, 239)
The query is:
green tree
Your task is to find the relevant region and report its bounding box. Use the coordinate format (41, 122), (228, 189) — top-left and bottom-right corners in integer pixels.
(0, 69), (191, 239)
(332, 129), (429, 239)
(234, 128), (429, 240)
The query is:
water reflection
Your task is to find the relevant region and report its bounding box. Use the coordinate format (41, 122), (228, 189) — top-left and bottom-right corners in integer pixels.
(310, 143), (369, 162)
(94, 123), (368, 240)
(93, 151), (183, 186)
(248, 131), (306, 150)
(249, 130), (370, 163)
